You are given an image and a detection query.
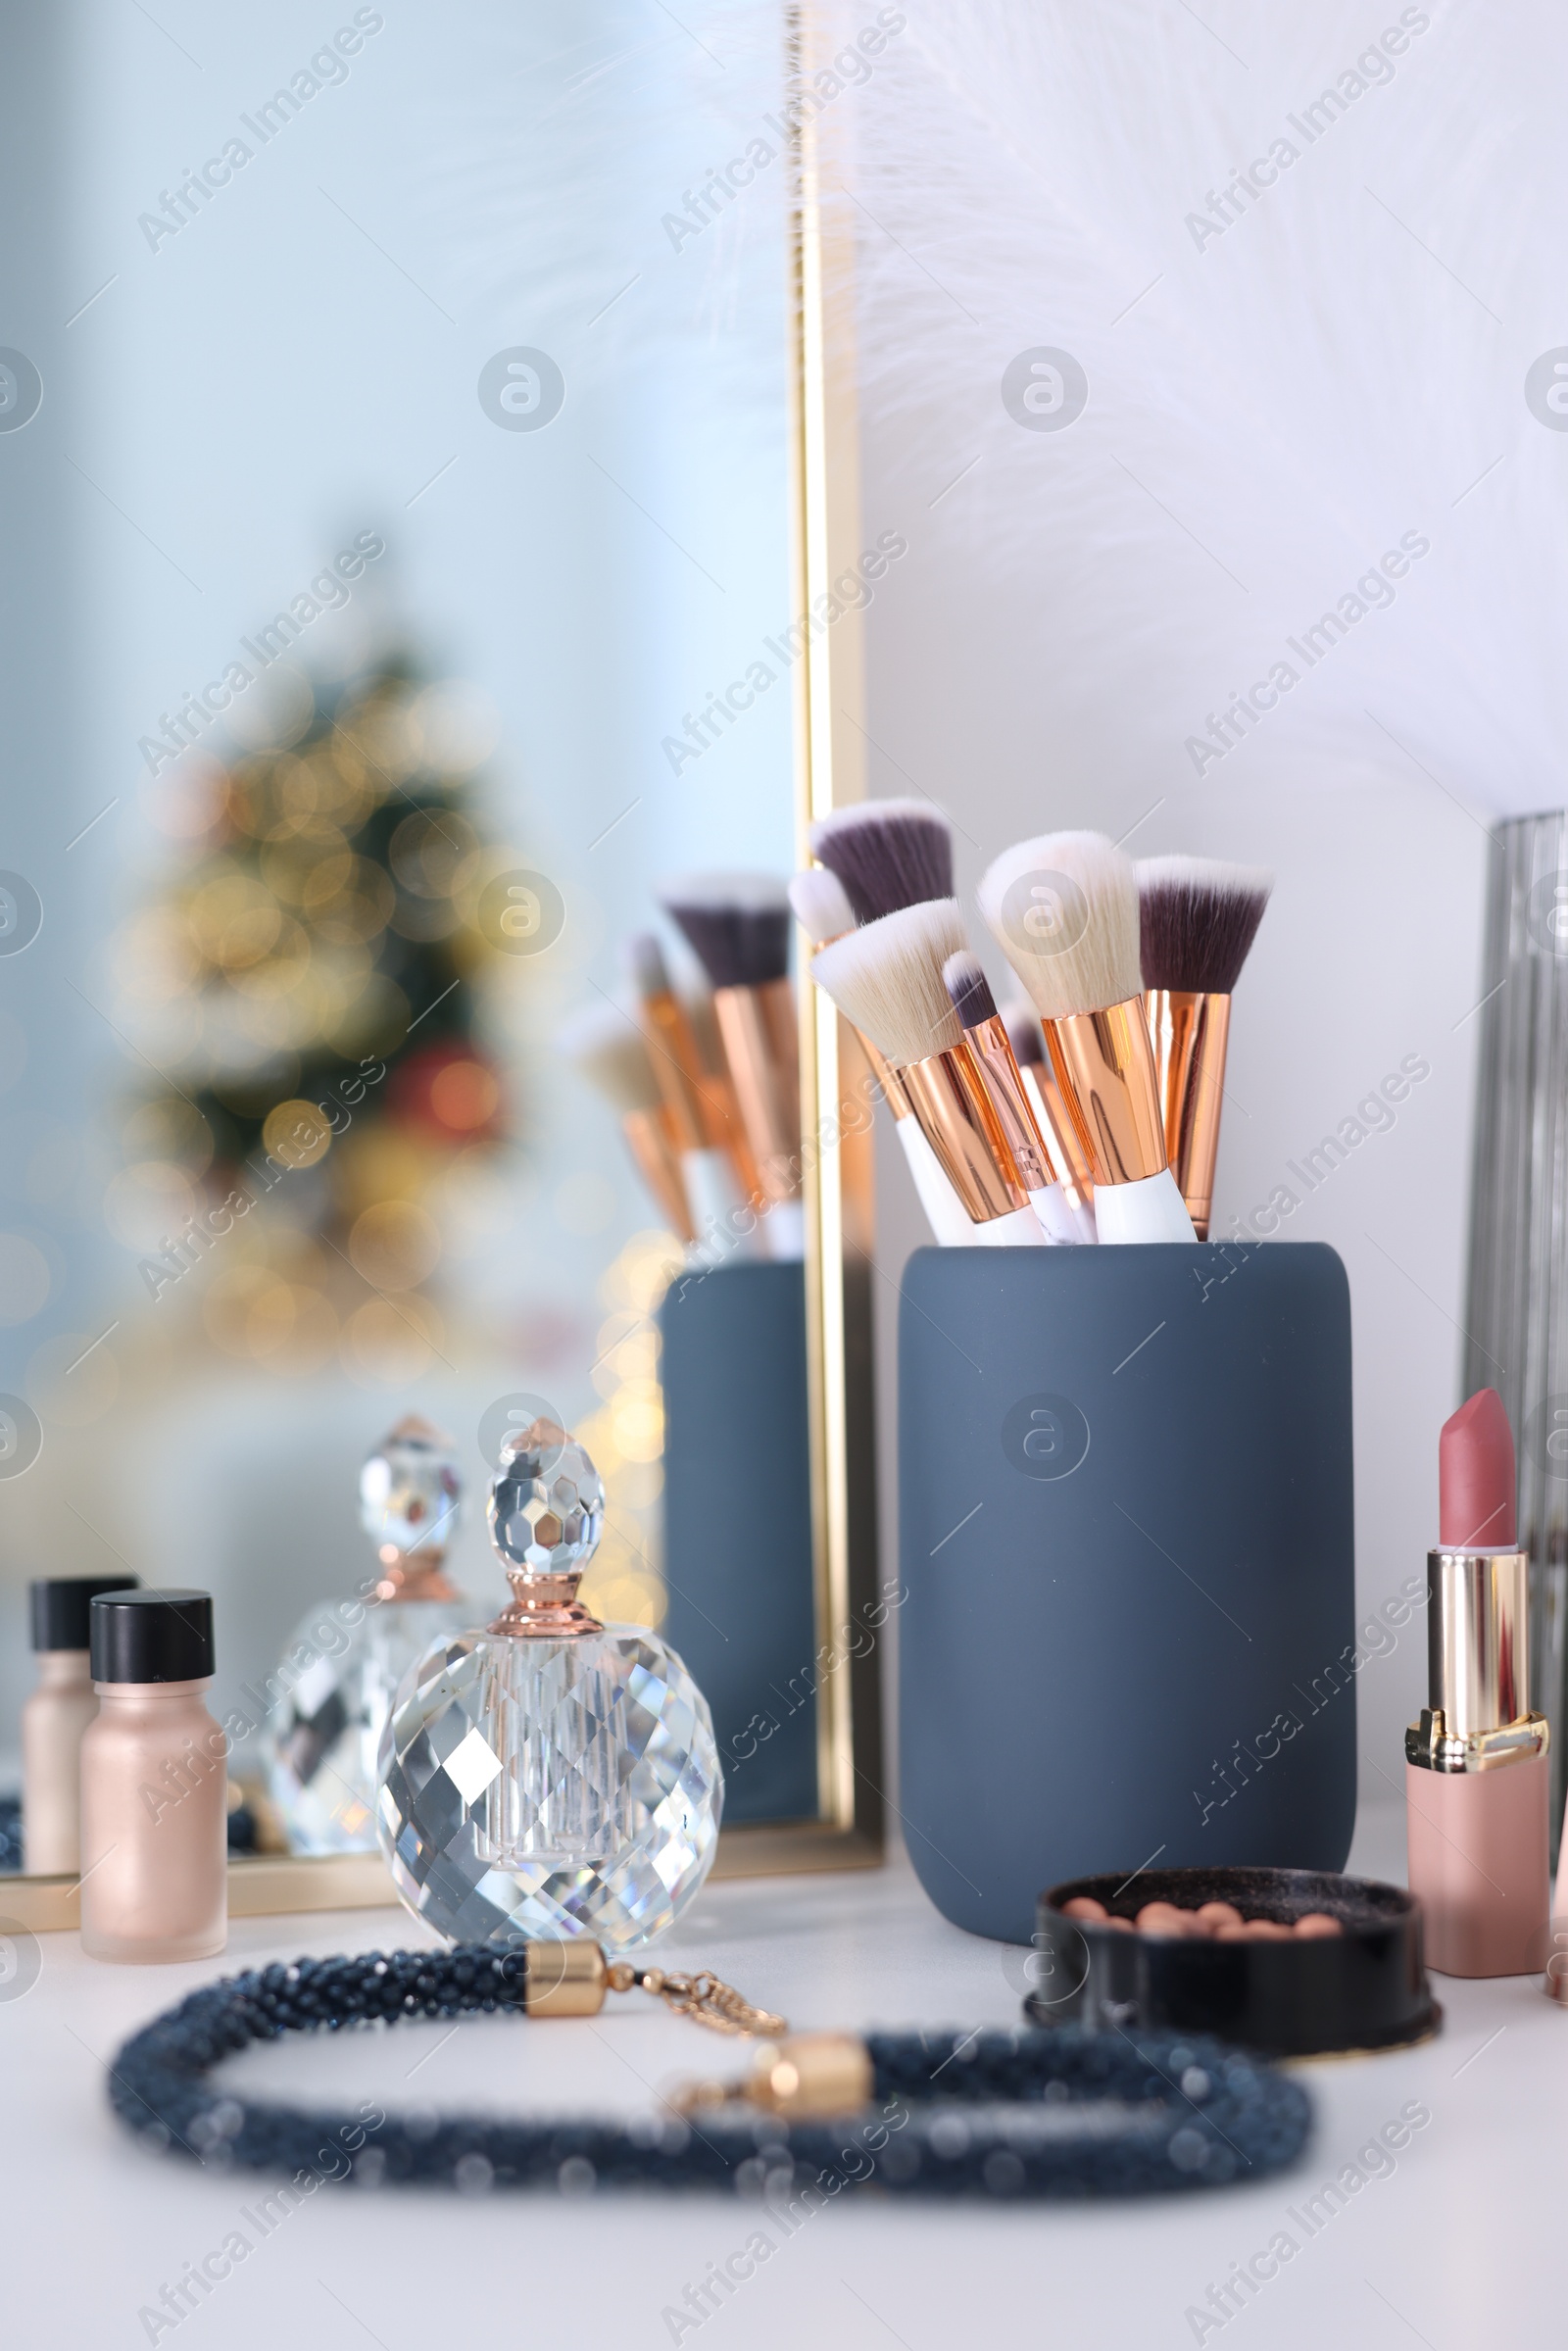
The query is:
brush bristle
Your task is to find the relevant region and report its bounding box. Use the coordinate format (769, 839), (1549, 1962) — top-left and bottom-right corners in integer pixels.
(977, 831), (1142, 1020)
(942, 949), (997, 1031)
(627, 932), (670, 999)
(809, 798), (955, 921)
(556, 1004), (662, 1113)
(1002, 999), (1046, 1068)
(660, 873), (791, 989)
(788, 867), (856, 946)
(1136, 857), (1274, 995)
(809, 899), (967, 1066)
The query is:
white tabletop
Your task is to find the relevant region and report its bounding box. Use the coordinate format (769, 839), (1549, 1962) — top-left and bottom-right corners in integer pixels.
(6, 1803), (1559, 2350)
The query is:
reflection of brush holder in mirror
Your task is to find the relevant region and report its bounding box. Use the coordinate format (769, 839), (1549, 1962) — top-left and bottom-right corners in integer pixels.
(659, 1259), (819, 1823)
(262, 1414), (468, 1855)
(898, 1243), (1356, 1944)
(376, 1417), (721, 1950)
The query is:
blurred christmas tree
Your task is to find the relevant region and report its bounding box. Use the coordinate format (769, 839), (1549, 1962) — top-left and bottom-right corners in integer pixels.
(116, 648), (515, 1382)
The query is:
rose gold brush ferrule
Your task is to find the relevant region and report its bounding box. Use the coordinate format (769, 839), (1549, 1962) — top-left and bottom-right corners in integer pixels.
(1043, 1000), (1171, 1188)
(896, 1044), (1030, 1223)
(1017, 1064), (1093, 1211)
(713, 978), (802, 1201)
(640, 986), (760, 1199)
(959, 1014), (1054, 1193)
(1145, 988), (1230, 1241)
(621, 1106), (696, 1241)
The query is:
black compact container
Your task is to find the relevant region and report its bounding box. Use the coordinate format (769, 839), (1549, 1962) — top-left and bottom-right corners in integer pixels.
(898, 1243), (1357, 1943)
(1028, 1866), (1439, 2057)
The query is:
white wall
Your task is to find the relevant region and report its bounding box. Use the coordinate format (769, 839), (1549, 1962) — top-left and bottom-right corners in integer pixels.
(843, 0), (1542, 1803)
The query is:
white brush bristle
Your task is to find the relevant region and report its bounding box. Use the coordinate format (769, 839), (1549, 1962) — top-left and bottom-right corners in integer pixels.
(556, 1005), (661, 1113)
(788, 867), (857, 945)
(976, 831), (1142, 1020)
(808, 899), (967, 1066)
(1135, 855), (1275, 898)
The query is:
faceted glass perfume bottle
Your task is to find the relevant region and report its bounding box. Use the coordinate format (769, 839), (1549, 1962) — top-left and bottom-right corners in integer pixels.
(376, 1418), (721, 1950)
(263, 1415), (468, 1855)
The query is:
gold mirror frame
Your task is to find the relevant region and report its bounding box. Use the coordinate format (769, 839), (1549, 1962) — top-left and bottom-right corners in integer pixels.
(5, 18), (882, 1933)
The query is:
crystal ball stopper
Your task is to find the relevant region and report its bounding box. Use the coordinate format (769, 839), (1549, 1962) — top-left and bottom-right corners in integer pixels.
(360, 1415), (463, 1592)
(485, 1418), (606, 1636)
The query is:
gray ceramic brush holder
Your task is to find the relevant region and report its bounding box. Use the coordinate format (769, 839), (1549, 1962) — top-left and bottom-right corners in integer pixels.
(898, 1242), (1356, 1945)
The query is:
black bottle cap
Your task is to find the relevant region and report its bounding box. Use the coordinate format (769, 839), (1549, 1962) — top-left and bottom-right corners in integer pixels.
(29, 1576), (139, 1653)
(89, 1589), (215, 1685)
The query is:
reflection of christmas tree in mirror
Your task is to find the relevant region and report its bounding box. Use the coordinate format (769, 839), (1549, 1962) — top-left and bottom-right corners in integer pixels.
(114, 649), (522, 1382)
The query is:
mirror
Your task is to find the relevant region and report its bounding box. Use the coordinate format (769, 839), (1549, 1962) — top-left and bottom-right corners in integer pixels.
(0, 0), (881, 1922)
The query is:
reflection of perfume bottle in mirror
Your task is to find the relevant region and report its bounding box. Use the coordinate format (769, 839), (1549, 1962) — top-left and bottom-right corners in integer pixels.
(263, 1415), (468, 1854)
(23, 1575), (138, 1873)
(377, 1417), (721, 1949)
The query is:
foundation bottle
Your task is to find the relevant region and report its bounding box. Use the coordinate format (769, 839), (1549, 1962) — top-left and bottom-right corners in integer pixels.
(23, 1575), (137, 1874)
(79, 1590), (227, 1964)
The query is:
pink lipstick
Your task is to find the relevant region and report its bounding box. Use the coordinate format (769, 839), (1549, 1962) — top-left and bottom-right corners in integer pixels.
(1406, 1389), (1549, 1978)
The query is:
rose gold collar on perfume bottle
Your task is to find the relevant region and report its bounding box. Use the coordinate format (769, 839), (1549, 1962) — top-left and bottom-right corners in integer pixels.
(487, 1568), (604, 1640)
(374, 1546), (461, 1604)
(1043, 1000), (1170, 1189)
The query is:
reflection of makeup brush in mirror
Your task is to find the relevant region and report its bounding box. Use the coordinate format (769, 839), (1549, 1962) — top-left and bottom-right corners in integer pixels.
(978, 832), (1195, 1245)
(789, 869), (971, 1247)
(808, 799), (953, 922)
(555, 1005), (695, 1244)
(1002, 1001), (1098, 1244)
(1137, 857), (1273, 1241)
(627, 933), (759, 1256)
(661, 874), (803, 1259)
(943, 951), (1083, 1245)
(810, 900), (1046, 1246)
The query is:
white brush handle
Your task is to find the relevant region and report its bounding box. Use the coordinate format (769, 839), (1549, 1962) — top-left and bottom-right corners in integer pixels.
(896, 1118), (973, 1247)
(1072, 1195), (1099, 1245)
(970, 1203), (1051, 1247)
(1027, 1183), (1078, 1245)
(1092, 1166), (1197, 1245)
(682, 1148), (763, 1264)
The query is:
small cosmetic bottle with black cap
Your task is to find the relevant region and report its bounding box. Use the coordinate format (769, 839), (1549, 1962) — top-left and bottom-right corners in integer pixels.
(23, 1576), (138, 1874)
(80, 1591), (226, 1963)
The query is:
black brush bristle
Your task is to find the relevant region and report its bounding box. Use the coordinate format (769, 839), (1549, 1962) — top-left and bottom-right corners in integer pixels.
(942, 950), (997, 1032)
(661, 882), (791, 990)
(1003, 1003), (1046, 1069)
(809, 800), (954, 922)
(1138, 858), (1273, 995)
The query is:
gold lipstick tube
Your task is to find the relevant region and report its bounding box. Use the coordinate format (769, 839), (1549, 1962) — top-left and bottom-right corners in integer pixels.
(958, 1013), (1054, 1195)
(1044, 1000), (1170, 1188)
(621, 1105), (696, 1242)
(712, 978), (801, 1203)
(897, 1045), (1031, 1224)
(1145, 988), (1230, 1241)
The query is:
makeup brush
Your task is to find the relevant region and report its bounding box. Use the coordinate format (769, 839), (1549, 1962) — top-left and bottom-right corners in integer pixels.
(661, 874), (803, 1258)
(789, 869), (971, 1246)
(977, 832), (1195, 1244)
(943, 951), (1083, 1245)
(627, 933), (760, 1259)
(1002, 1002), (1098, 1244)
(810, 900), (1046, 1246)
(555, 1005), (695, 1244)
(808, 799), (954, 923)
(1137, 857), (1273, 1241)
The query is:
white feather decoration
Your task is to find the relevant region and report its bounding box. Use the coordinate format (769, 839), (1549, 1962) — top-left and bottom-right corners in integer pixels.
(824, 0), (1568, 817)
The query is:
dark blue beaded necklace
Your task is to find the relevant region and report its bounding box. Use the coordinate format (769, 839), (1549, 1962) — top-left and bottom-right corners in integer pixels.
(108, 1941), (1310, 2201)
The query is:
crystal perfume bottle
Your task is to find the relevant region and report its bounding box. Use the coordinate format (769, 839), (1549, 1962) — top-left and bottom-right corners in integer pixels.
(263, 1415), (469, 1855)
(376, 1418), (721, 1949)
